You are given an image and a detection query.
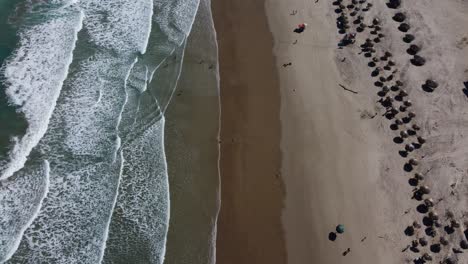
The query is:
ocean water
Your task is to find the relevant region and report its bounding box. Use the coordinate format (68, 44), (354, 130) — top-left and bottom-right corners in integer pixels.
(0, 0), (219, 263)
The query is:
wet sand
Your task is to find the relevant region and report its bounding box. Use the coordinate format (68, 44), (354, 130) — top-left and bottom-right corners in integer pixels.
(164, 0), (220, 262)
(212, 0), (287, 263)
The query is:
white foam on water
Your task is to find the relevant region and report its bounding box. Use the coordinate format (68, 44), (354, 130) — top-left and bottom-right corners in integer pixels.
(0, 160), (50, 263)
(153, 0), (200, 46)
(0, 9), (84, 180)
(102, 118), (170, 264)
(97, 151), (125, 264)
(1, 0), (205, 262)
(83, 0), (154, 54)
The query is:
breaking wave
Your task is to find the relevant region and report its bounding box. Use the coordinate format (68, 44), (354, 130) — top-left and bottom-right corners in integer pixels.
(0, 0), (204, 263)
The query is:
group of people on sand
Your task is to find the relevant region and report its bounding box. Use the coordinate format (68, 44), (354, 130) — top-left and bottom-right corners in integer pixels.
(332, 0), (468, 263)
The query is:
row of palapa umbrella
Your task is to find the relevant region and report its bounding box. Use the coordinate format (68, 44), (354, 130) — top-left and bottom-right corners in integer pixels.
(333, 0), (467, 263)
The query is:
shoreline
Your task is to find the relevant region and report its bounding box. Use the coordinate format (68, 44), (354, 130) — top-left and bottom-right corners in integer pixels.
(212, 0), (287, 263)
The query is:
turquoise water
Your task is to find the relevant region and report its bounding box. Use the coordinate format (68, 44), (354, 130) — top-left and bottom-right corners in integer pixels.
(0, 0), (219, 263)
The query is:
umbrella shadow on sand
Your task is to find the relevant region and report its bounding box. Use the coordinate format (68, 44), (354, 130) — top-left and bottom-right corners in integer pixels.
(462, 81), (468, 97)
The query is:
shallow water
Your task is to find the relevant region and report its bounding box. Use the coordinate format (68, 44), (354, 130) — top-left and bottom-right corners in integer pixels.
(0, 0), (218, 263)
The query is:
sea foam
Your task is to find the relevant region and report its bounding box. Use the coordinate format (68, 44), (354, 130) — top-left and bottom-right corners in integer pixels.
(0, 7), (84, 180)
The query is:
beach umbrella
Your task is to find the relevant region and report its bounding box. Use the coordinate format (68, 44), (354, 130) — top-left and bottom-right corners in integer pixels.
(372, 18), (380, 25)
(440, 236), (449, 246)
(419, 237), (428, 246)
(403, 100), (413, 107)
(461, 239), (468, 249)
(430, 243), (441, 253)
(393, 12), (406, 22)
(398, 23), (410, 32)
(405, 225), (415, 236)
(444, 257), (457, 264)
(407, 44), (421, 55)
(405, 144), (415, 152)
(428, 211), (439, 220)
(412, 124), (420, 130)
(411, 55), (426, 66)
(446, 210), (455, 219)
(403, 34), (415, 43)
(451, 220), (461, 228)
(419, 185), (430, 194)
(387, 0), (401, 9)
(400, 131), (409, 138)
(417, 136), (426, 144)
(399, 89), (409, 97)
(336, 224), (345, 234)
(424, 198), (434, 207)
(408, 111), (416, 118)
(414, 173), (424, 180)
(426, 80), (439, 89)
(422, 253), (432, 261)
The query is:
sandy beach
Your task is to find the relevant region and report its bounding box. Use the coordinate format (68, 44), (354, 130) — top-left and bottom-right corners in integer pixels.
(213, 0), (286, 263)
(214, 0), (468, 263)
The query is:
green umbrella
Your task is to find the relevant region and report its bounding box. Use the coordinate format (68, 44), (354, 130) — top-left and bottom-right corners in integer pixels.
(336, 224), (345, 234)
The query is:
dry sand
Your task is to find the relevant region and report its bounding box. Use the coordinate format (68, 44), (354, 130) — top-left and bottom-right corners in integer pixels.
(214, 0), (468, 263)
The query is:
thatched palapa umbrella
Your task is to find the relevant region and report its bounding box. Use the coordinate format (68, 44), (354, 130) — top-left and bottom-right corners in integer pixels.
(410, 158), (420, 166)
(424, 198), (434, 207)
(393, 12), (406, 22)
(426, 79), (439, 89)
(419, 237), (428, 246)
(422, 252), (432, 261)
(403, 100), (412, 107)
(400, 130), (409, 138)
(405, 144), (415, 152)
(403, 34), (415, 43)
(417, 136), (426, 144)
(398, 23), (410, 32)
(387, 0), (401, 9)
(411, 55), (426, 66)
(451, 220), (461, 228)
(414, 173), (424, 180)
(419, 185), (430, 194)
(428, 211), (439, 220)
(440, 236), (449, 246)
(372, 18), (380, 25)
(461, 239), (468, 249)
(407, 44), (421, 55)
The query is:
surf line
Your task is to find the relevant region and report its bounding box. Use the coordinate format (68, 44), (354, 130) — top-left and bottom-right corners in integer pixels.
(0, 10), (85, 181)
(97, 56), (138, 263)
(2, 160), (50, 263)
